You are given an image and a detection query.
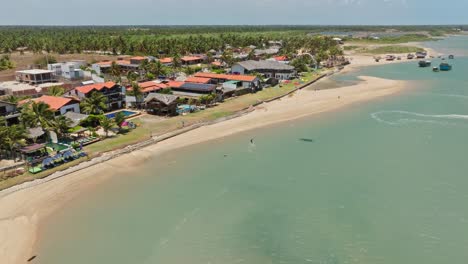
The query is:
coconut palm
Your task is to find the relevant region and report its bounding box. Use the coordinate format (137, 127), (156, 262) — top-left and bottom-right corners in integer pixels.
(0, 124), (26, 159)
(80, 91), (108, 115)
(20, 101), (55, 128)
(129, 82), (143, 108)
(99, 117), (114, 138)
(114, 112), (126, 133)
(47, 86), (65, 96)
(50, 115), (73, 138)
(110, 61), (122, 83)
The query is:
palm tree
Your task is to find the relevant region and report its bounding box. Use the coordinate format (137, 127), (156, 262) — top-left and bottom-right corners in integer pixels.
(0, 124), (26, 160)
(99, 118), (114, 138)
(20, 101), (55, 129)
(110, 61), (121, 83)
(47, 86), (65, 96)
(5, 95), (19, 104)
(80, 91), (108, 114)
(129, 82), (143, 108)
(114, 112), (126, 133)
(50, 115), (73, 138)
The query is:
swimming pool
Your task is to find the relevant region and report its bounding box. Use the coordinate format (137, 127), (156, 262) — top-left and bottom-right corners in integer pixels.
(105, 110), (139, 119)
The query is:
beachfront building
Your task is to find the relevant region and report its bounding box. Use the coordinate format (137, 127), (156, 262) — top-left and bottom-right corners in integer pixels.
(144, 93), (179, 116)
(194, 72), (261, 90)
(0, 81), (66, 98)
(181, 56), (205, 66)
(19, 95), (81, 116)
(48, 60), (86, 80)
(232, 60), (296, 80)
(0, 100), (20, 125)
(71, 82), (125, 110)
(125, 80), (170, 107)
(92, 56), (149, 76)
(15, 69), (56, 84)
(159, 57), (173, 66)
(171, 82), (216, 97)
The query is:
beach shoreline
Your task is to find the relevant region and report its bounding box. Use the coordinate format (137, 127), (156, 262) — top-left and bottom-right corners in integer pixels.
(0, 70), (408, 263)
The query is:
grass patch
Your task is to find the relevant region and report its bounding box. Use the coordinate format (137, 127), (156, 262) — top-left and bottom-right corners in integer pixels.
(343, 45), (361, 51)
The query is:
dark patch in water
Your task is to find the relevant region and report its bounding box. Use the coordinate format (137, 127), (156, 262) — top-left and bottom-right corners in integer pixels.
(299, 138), (315, 143)
(27, 255), (37, 262)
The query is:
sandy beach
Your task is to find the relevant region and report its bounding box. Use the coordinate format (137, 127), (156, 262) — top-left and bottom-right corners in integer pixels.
(0, 75), (407, 264)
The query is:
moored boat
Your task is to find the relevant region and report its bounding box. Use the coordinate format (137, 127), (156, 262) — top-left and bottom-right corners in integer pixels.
(439, 62), (452, 71)
(416, 51), (427, 59)
(385, 55), (396, 61)
(407, 54), (415, 59)
(433, 67), (439, 72)
(449, 55), (455, 59)
(419, 60), (431, 67)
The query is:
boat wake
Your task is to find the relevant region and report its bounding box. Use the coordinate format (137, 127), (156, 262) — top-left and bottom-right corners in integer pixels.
(371, 111), (468, 126)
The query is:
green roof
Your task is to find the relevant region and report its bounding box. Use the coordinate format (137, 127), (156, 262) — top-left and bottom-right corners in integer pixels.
(225, 80), (240, 84)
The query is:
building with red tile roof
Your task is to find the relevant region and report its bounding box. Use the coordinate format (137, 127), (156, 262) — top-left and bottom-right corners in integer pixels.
(159, 58), (173, 65)
(19, 95), (80, 115)
(181, 56), (204, 65)
(194, 72), (258, 82)
(71, 81), (124, 110)
(185, 77), (211, 84)
(194, 72), (261, 91)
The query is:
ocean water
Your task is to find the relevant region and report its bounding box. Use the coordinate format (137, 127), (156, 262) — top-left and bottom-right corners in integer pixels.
(38, 37), (468, 264)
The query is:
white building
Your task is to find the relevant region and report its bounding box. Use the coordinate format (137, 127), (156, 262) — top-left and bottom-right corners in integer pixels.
(19, 95), (81, 116)
(48, 60), (86, 80)
(232, 60), (296, 80)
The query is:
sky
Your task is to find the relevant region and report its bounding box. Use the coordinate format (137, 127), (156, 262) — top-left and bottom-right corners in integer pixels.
(1, 0), (467, 25)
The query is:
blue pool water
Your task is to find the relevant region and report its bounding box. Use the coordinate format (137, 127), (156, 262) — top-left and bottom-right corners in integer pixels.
(105, 110), (138, 119)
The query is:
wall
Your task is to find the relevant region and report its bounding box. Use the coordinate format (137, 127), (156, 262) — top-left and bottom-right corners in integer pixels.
(231, 65), (246, 75)
(59, 103), (80, 115)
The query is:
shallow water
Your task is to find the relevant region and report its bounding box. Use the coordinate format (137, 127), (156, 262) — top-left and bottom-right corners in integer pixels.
(38, 36), (468, 264)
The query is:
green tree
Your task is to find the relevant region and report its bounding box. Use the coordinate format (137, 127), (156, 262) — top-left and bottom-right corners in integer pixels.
(20, 101), (55, 128)
(47, 86), (66, 96)
(110, 61), (122, 83)
(99, 117), (114, 138)
(114, 112), (126, 132)
(0, 55), (14, 71)
(80, 91), (108, 114)
(128, 82), (144, 107)
(50, 115), (73, 138)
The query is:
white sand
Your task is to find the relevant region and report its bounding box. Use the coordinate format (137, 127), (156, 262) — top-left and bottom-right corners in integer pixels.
(0, 75), (407, 264)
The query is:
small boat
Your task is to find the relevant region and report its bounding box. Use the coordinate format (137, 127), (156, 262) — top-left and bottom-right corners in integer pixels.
(419, 60), (431, 67)
(407, 54), (415, 59)
(416, 51), (427, 59)
(433, 67), (439, 72)
(449, 55), (455, 59)
(386, 55), (396, 61)
(439, 62), (452, 71)
(397, 56), (402, 60)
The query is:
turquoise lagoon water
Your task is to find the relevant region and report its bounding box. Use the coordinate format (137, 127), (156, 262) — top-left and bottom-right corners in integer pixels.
(38, 37), (468, 264)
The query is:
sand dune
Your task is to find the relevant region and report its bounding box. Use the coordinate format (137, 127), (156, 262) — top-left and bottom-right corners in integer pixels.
(0, 75), (406, 264)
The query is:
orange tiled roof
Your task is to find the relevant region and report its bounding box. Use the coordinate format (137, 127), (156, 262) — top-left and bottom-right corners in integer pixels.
(185, 77), (211, 84)
(75, 81), (117, 94)
(211, 61), (222, 66)
(181, 56), (203, 62)
(127, 81), (169, 93)
(19, 95), (78, 111)
(274, 56), (288, 61)
(166, 81), (184, 88)
(194, 72), (257, 82)
(159, 58), (173, 64)
(130, 56), (147, 61)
